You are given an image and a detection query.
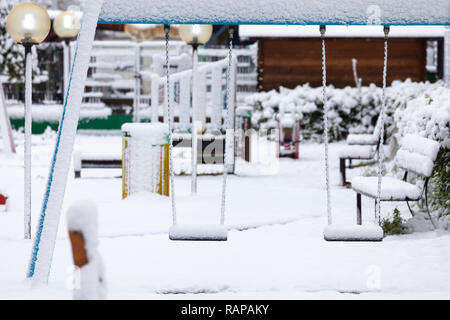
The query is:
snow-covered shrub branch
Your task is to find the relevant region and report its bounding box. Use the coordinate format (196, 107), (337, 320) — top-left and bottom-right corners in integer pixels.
(245, 79), (444, 142)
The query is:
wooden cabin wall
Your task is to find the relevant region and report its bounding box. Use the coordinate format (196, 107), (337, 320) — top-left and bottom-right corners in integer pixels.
(257, 38), (427, 90)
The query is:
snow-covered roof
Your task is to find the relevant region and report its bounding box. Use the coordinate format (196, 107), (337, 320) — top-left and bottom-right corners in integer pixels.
(98, 0), (450, 25)
(239, 25), (448, 39)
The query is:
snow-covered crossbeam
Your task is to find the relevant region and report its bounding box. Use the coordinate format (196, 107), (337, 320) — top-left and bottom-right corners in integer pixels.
(98, 0), (450, 25)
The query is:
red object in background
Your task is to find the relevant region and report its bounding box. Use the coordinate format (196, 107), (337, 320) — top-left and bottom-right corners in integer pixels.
(278, 121), (300, 160)
(0, 194), (7, 206)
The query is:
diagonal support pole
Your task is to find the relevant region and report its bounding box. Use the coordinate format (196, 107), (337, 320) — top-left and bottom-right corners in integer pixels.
(27, 0), (104, 284)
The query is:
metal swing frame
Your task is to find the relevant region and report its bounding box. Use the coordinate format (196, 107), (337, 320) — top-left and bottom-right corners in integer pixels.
(27, 0), (450, 283)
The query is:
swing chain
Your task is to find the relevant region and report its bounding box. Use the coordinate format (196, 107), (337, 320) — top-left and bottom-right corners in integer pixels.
(165, 24), (177, 225)
(320, 25), (332, 225)
(220, 27), (234, 225)
(375, 25), (390, 223)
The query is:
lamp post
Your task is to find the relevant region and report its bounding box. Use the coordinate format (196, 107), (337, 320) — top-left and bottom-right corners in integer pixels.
(53, 11), (80, 103)
(6, 2), (50, 239)
(179, 24), (212, 195)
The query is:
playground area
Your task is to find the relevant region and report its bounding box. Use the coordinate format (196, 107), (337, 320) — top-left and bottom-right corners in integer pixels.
(0, 133), (449, 299)
(0, 0), (449, 302)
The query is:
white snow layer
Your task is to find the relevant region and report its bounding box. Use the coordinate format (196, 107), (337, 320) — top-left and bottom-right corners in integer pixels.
(169, 225), (228, 241)
(2, 136), (450, 298)
(351, 176), (422, 201)
(7, 105), (111, 122)
(395, 134), (441, 177)
(323, 225), (383, 241)
(339, 145), (375, 159)
(396, 150), (436, 177)
(400, 134), (440, 161)
(66, 200), (107, 300)
(346, 134), (378, 145)
(121, 123), (169, 144)
(98, 0), (450, 25)
(239, 25), (447, 39)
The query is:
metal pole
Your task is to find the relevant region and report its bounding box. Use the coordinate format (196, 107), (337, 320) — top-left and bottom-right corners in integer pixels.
(24, 44), (32, 240)
(445, 26), (450, 87)
(63, 39), (70, 102)
(191, 45), (199, 194)
(133, 43), (141, 122)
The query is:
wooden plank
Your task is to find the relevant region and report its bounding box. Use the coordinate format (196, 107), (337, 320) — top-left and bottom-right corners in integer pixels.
(69, 231), (88, 268)
(259, 38), (426, 89)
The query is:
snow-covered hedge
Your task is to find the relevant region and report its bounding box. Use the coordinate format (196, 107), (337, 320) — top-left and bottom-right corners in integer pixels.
(245, 79), (444, 142)
(394, 85), (450, 149)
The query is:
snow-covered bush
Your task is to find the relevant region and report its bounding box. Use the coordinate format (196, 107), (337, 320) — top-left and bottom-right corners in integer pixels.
(381, 208), (410, 235)
(245, 79), (444, 142)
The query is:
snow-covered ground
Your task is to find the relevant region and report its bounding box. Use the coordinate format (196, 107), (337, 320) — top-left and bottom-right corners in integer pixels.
(0, 132), (449, 299)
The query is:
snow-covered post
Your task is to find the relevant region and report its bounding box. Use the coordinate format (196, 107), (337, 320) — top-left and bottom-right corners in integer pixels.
(67, 200), (107, 300)
(179, 72), (191, 132)
(133, 43), (141, 122)
(150, 74), (160, 123)
(352, 58), (362, 101)
(210, 65), (223, 132)
(163, 77), (169, 123)
(121, 123), (170, 197)
(226, 55), (237, 173)
(445, 26), (450, 87)
(0, 82), (15, 155)
(63, 41), (70, 102)
(28, 0), (104, 284)
(197, 69), (207, 130)
(24, 45), (32, 239)
(191, 46), (199, 194)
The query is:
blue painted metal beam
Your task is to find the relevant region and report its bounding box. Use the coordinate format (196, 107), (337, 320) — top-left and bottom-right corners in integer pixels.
(98, 0), (450, 25)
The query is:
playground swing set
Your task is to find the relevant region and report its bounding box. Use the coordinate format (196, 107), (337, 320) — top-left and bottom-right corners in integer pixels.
(21, 0), (447, 284)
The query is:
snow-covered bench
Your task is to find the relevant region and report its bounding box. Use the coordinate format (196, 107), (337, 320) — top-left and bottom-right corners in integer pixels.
(73, 151), (122, 178)
(351, 134), (440, 225)
(73, 134), (226, 178)
(339, 116), (381, 186)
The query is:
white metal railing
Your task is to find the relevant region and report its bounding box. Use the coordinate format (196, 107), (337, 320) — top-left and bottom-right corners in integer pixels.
(78, 40), (256, 113)
(145, 56), (237, 133)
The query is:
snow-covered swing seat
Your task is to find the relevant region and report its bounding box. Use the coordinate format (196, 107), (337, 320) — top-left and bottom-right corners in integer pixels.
(161, 25), (234, 241)
(27, 0), (450, 283)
